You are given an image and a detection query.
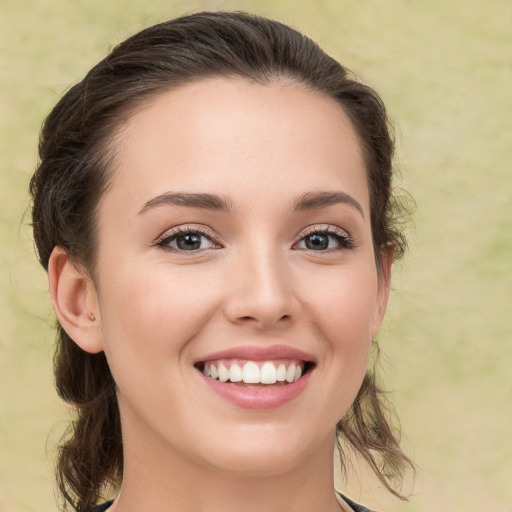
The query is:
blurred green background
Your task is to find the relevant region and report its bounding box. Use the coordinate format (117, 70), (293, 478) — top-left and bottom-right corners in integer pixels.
(1, 1), (510, 510)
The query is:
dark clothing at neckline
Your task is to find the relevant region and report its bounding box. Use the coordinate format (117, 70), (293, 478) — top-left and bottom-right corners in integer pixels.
(88, 493), (376, 512)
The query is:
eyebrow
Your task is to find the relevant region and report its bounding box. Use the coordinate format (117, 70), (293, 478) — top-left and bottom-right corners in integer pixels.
(139, 190), (365, 219)
(139, 192), (233, 214)
(293, 191), (365, 219)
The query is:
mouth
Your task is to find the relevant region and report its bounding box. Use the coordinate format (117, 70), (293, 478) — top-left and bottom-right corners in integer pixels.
(193, 345), (316, 409)
(194, 359), (315, 387)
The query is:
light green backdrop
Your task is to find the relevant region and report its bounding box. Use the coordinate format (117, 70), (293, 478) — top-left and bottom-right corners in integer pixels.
(1, 1), (511, 511)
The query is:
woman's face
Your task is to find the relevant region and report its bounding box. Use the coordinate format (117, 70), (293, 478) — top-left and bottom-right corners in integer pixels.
(91, 78), (391, 475)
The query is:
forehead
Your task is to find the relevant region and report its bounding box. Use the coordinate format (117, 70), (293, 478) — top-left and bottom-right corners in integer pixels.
(105, 78), (368, 213)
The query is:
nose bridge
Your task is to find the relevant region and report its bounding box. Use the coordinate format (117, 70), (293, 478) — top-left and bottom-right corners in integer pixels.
(225, 239), (296, 327)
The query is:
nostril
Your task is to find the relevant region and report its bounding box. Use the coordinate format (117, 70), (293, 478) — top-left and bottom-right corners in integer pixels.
(240, 315), (257, 322)
(238, 314), (291, 325)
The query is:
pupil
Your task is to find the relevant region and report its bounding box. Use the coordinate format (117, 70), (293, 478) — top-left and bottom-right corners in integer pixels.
(306, 234), (328, 250)
(177, 233), (201, 250)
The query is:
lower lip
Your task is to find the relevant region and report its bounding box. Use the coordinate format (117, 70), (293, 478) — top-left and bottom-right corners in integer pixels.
(200, 370), (312, 410)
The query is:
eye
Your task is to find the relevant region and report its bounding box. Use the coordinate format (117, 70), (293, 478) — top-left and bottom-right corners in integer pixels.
(294, 227), (354, 251)
(157, 228), (219, 252)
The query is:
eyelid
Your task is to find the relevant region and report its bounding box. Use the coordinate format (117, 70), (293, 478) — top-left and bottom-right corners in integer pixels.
(154, 223), (353, 251)
(293, 224), (355, 250)
(296, 224), (351, 240)
(300, 223), (350, 236)
(155, 224), (223, 249)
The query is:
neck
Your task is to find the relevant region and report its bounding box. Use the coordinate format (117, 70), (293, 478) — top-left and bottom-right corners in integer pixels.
(112, 423), (344, 512)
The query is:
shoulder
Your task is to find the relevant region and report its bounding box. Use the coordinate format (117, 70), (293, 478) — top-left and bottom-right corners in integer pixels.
(338, 492), (378, 512)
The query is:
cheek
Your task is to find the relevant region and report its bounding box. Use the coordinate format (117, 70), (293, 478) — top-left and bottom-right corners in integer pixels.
(301, 263), (378, 405)
(97, 261), (221, 365)
(304, 263), (379, 342)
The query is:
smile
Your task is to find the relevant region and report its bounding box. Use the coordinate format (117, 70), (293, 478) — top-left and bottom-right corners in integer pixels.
(201, 359), (307, 385)
(195, 345), (316, 409)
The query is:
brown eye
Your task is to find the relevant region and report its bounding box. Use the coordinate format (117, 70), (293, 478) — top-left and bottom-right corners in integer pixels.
(294, 229), (354, 251)
(305, 233), (329, 250)
(159, 230), (217, 252)
(175, 233), (203, 250)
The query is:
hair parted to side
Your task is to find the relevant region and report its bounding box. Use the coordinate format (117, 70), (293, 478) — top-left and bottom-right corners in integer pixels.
(30, 11), (413, 511)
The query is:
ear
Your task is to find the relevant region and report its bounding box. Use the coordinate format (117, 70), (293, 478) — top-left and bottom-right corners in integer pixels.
(48, 246), (104, 354)
(370, 243), (394, 338)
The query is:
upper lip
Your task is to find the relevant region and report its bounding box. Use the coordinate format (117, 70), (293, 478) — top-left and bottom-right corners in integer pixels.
(195, 344), (317, 364)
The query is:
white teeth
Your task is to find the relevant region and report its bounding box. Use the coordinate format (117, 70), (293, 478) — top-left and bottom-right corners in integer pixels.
(218, 362), (229, 382)
(286, 363), (296, 383)
(276, 364), (287, 382)
(260, 362), (277, 384)
(203, 360), (306, 384)
(242, 361), (260, 383)
(229, 363), (243, 382)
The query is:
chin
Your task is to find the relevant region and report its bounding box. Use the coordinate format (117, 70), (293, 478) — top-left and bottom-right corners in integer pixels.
(194, 427), (320, 477)
(204, 450), (303, 478)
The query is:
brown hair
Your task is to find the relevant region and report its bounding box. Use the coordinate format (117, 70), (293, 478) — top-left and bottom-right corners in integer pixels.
(30, 11), (412, 511)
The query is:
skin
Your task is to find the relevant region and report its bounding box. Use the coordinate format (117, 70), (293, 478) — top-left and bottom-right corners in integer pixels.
(49, 78), (393, 512)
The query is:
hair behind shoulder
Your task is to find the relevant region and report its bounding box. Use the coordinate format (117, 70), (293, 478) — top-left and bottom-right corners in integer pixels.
(30, 11), (413, 511)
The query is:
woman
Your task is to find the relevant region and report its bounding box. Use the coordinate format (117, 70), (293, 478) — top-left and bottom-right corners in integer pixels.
(30, 11), (412, 512)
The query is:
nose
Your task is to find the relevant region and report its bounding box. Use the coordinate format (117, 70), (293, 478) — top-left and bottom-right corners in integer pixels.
(223, 244), (298, 329)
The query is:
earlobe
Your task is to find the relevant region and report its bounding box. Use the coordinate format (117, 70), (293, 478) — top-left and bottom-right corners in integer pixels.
(371, 243), (395, 338)
(48, 246), (104, 354)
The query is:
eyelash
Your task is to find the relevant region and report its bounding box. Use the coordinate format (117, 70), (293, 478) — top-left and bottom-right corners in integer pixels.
(293, 225), (355, 252)
(156, 226), (221, 253)
(155, 225), (355, 253)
